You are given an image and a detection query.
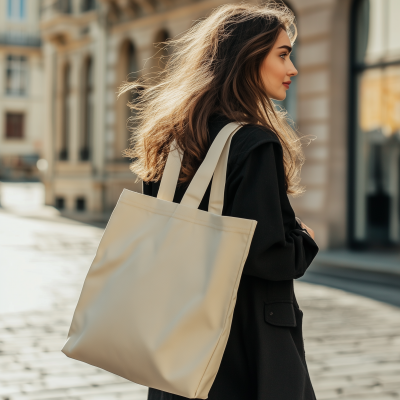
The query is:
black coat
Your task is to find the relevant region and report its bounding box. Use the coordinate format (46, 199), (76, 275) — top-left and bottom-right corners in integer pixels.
(144, 114), (319, 400)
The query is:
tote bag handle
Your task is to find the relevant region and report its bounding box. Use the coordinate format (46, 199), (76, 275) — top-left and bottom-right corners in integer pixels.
(157, 122), (242, 216)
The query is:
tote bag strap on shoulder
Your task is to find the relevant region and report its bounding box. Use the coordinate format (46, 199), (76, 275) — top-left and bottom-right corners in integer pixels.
(157, 122), (243, 216)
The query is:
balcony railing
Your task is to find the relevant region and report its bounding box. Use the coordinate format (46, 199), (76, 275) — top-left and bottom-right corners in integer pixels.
(0, 33), (41, 47)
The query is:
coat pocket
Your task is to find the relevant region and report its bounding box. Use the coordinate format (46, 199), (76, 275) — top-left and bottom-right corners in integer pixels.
(264, 301), (297, 327)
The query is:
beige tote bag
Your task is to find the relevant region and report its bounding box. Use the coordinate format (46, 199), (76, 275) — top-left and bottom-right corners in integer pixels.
(62, 122), (257, 399)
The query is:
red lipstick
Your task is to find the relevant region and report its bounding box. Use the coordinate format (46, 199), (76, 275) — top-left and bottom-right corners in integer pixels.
(283, 81), (291, 89)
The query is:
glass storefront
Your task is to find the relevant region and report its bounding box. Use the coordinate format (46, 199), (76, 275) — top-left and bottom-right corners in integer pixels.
(351, 0), (400, 247)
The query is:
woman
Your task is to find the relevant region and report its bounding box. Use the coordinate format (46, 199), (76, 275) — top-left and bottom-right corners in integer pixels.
(120, 3), (319, 399)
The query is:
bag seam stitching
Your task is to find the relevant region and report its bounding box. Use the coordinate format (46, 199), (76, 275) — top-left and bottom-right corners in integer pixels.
(119, 198), (254, 235)
(194, 219), (257, 397)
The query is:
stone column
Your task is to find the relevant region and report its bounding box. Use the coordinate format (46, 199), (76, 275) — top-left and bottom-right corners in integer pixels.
(105, 37), (118, 162)
(91, 8), (108, 213)
(42, 42), (57, 205)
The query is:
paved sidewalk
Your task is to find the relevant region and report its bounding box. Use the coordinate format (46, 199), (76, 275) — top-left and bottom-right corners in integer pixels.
(295, 282), (400, 400)
(0, 208), (148, 400)
(0, 186), (399, 399)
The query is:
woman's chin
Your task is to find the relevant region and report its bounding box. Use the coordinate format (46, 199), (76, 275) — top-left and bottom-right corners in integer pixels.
(271, 93), (287, 102)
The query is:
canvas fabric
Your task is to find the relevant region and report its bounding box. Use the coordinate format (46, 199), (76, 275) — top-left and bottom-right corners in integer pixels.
(62, 122), (257, 399)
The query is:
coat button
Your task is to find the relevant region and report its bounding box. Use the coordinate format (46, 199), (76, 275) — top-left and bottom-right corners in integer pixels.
(270, 312), (273, 316)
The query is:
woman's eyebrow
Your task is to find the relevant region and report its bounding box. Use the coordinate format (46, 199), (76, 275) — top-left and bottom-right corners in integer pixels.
(277, 45), (292, 53)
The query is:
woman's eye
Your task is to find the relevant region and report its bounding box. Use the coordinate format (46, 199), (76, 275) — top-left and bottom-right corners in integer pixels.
(280, 53), (287, 60)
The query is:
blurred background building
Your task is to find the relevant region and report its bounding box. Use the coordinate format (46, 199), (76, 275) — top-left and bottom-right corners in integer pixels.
(1, 0), (399, 252)
(0, 0), (44, 181)
(39, 0), (201, 221)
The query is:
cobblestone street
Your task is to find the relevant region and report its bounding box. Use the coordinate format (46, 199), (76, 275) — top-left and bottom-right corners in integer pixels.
(1, 183), (400, 400)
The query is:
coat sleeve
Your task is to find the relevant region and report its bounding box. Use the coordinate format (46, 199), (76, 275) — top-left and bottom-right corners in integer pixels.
(224, 141), (319, 281)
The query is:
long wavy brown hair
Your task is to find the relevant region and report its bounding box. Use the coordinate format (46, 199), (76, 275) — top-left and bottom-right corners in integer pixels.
(119, 2), (305, 195)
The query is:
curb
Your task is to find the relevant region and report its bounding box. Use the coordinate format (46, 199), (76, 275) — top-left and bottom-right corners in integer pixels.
(313, 250), (400, 276)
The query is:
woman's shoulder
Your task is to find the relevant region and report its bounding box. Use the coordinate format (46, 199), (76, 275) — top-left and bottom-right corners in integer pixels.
(232, 123), (281, 154)
(229, 125), (284, 175)
(209, 116), (281, 153)
(208, 114), (281, 166)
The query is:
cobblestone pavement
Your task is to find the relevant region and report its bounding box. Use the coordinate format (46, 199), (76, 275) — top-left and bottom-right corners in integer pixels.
(294, 283), (400, 400)
(1, 183), (399, 400)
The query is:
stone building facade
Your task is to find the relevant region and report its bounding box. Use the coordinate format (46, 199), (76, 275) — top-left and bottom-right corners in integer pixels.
(39, 0), (400, 251)
(0, 0), (44, 180)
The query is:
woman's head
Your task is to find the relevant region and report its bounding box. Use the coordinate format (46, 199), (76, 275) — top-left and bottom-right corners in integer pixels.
(260, 29), (298, 100)
(120, 2), (304, 195)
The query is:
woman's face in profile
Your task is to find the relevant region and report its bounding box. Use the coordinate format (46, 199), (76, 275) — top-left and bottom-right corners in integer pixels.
(260, 29), (298, 101)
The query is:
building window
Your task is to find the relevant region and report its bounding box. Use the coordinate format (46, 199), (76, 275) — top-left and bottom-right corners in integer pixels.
(81, 0), (96, 12)
(351, 0), (400, 246)
(55, 197), (65, 210)
(60, 63), (71, 160)
(5, 112), (24, 139)
(126, 41), (138, 158)
(6, 55), (28, 96)
(115, 40), (138, 162)
(153, 29), (170, 71)
(7, 0), (26, 20)
(55, 0), (72, 14)
(80, 57), (93, 161)
(76, 197), (86, 211)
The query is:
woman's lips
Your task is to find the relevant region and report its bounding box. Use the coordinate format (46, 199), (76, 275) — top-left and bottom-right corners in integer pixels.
(283, 81), (291, 89)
